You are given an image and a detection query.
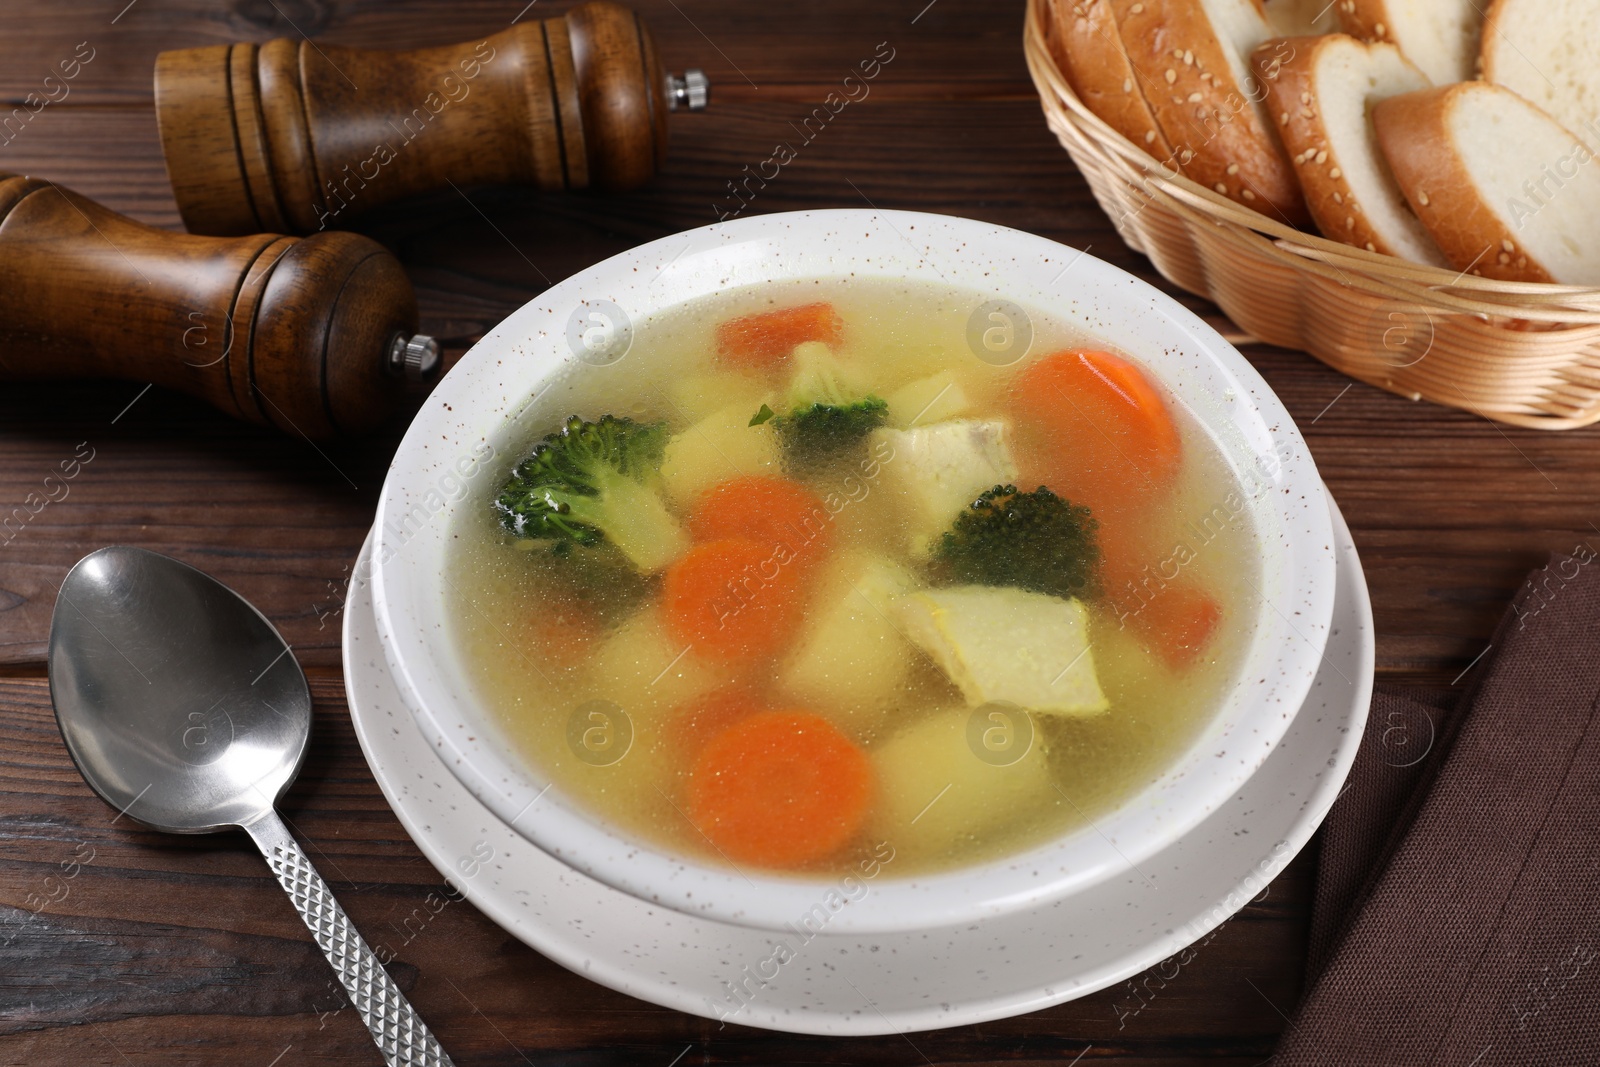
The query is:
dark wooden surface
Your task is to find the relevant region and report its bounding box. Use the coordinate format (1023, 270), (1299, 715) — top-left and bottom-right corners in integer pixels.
(2, 1), (1594, 1064)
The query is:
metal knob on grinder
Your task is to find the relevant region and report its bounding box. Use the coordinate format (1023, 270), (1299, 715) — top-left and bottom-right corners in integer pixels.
(154, 0), (710, 236)
(0, 174), (436, 439)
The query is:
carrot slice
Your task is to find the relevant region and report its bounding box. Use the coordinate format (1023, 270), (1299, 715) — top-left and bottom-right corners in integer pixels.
(1011, 350), (1183, 519)
(1096, 517), (1222, 669)
(715, 302), (843, 368)
(1124, 581), (1222, 670)
(688, 476), (833, 575)
(512, 593), (601, 668)
(688, 710), (873, 868)
(661, 538), (806, 662)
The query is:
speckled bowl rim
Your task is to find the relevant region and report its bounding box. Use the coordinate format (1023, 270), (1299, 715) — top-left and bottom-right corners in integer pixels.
(369, 208), (1337, 935)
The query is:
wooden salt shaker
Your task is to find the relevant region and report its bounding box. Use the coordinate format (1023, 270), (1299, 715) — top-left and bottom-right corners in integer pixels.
(0, 174), (437, 439)
(154, 0), (708, 236)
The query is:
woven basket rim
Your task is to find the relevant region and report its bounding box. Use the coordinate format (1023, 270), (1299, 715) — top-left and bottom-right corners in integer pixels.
(1021, 0), (1600, 326)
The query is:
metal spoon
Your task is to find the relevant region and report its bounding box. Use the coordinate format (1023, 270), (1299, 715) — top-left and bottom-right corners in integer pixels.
(48, 546), (453, 1067)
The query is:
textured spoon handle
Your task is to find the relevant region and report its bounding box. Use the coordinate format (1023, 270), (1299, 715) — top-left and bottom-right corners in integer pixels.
(246, 811), (454, 1066)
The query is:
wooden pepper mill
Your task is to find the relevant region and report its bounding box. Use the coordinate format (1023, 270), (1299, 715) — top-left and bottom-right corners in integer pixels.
(0, 174), (438, 439)
(154, 0), (709, 236)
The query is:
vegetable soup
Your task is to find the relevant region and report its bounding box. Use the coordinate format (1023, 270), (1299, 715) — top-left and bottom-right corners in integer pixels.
(448, 279), (1260, 877)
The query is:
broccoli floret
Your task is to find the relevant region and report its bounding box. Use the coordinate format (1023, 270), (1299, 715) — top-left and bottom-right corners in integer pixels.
(784, 396), (889, 460)
(494, 414), (688, 572)
(931, 484), (1099, 600)
(764, 342), (888, 467)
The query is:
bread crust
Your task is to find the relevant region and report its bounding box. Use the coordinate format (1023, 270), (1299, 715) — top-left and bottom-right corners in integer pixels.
(1334, 0), (1392, 44)
(1047, 0), (1176, 161)
(1372, 85), (1555, 282)
(1109, 0), (1309, 224)
(1478, 0), (1512, 81)
(1254, 34), (1442, 262)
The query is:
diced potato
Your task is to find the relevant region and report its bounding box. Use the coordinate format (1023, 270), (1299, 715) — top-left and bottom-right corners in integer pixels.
(548, 603), (723, 818)
(871, 419), (1019, 557)
(872, 705), (1053, 856)
(666, 371), (770, 425)
(586, 603), (720, 721)
(778, 550), (919, 730)
(660, 402), (781, 507)
(896, 585), (1109, 716)
(885, 370), (972, 429)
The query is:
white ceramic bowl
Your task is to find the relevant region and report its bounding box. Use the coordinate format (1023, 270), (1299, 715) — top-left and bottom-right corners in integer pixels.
(370, 209), (1337, 935)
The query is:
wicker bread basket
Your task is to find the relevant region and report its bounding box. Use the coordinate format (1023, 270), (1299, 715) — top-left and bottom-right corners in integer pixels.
(1023, 0), (1600, 429)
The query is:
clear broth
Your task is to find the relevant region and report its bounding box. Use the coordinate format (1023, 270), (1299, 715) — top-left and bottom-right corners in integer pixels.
(448, 277), (1260, 878)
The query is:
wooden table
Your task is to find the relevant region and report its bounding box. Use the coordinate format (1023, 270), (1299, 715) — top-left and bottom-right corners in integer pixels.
(2, 2), (1593, 1064)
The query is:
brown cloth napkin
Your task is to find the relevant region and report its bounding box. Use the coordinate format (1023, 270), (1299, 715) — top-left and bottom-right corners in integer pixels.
(1274, 551), (1600, 1066)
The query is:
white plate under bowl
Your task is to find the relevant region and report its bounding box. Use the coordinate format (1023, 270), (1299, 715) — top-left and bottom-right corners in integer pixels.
(369, 208), (1338, 934)
(342, 493), (1371, 1036)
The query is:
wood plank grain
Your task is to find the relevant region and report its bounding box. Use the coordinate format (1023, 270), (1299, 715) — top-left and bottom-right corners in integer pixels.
(0, 0), (1034, 107)
(0, 676), (1308, 1065)
(0, 105), (176, 226)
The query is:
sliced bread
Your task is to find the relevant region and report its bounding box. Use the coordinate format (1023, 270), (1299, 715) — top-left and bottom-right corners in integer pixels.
(1254, 34), (1446, 264)
(1110, 0), (1310, 224)
(1482, 0), (1600, 151)
(1373, 82), (1600, 283)
(1046, 0), (1176, 160)
(1337, 0), (1482, 85)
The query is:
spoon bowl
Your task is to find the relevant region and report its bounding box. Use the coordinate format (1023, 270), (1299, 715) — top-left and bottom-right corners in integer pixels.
(49, 546), (310, 833)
